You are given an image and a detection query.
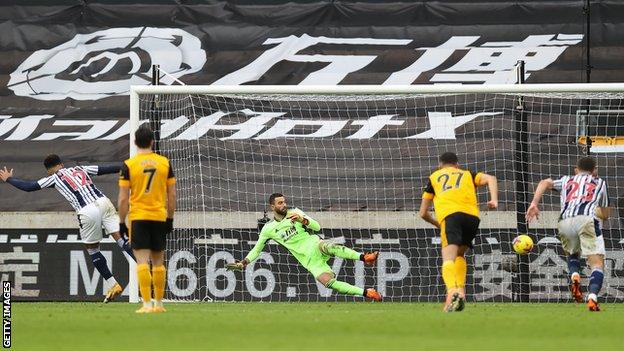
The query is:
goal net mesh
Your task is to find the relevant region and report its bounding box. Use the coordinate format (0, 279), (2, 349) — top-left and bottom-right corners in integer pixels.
(137, 90), (624, 302)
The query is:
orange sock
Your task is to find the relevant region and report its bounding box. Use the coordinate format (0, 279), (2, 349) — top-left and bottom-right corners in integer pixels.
(442, 260), (458, 293)
(455, 256), (467, 292)
(137, 264), (152, 304)
(152, 265), (166, 302)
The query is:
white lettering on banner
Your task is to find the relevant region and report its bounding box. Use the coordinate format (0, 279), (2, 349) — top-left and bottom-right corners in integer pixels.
(409, 111), (503, 139)
(254, 119), (349, 139)
(160, 116), (190, 138)
(214, 35), (412, 86)
(218, 34), (582, 86)
(9, 235), (38, 244)
(69, 250), (114, 296)
(34, 120), (119, 140)
(431, 34), (583, 84)
(377, 252), (410, 296)
(0, 110), (501, 141)
(6, 31), (581, 101)
(604, 251), (624, 298)
(99, 119), (149, 140)
(346, 115), (404, 139)
(168, 250), (198, 297)
(0, 247), (40, 297)
(0, 115), (53, 140)
(473, 249), (624, 301)
(206, 251), (237, 298)
(473, 250), (513, 300)
(384, 36), (480, 84)
(245, 253), (276, 298)
(174, 110), (285, 140)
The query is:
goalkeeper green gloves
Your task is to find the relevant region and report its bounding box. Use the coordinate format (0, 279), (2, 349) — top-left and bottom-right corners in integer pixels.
(226, 258), (249, 271)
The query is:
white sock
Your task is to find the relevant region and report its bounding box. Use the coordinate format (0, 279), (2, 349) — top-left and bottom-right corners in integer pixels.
(143, 300), (152, 309)
(587, 293), (598, 302)
(154, 300), (163, 308)
(106, 276), (118, 286)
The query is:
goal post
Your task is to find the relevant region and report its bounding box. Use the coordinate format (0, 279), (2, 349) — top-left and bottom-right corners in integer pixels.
(128, 83), (624, 303)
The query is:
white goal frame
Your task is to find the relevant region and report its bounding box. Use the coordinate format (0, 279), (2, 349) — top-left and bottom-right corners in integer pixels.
(128, 83), (624, 303)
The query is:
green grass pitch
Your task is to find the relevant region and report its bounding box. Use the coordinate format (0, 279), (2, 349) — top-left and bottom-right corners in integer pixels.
(13, 302), (622, 351)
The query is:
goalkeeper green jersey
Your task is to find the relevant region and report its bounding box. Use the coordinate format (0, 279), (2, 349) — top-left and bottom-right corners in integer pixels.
(245, 208), (321, 266)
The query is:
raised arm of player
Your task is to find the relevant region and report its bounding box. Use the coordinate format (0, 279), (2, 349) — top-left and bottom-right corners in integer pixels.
(287, 209), (320, 231)
(595, 180), (611, 220)
(525, 178), (554, 223)
(475, 173), (498, 209)
(0, 167), (44, 192)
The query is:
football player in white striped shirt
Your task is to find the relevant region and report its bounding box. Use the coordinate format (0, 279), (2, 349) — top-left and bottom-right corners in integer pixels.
(526, 157), (611, 311)
(0, 154), (136, 303)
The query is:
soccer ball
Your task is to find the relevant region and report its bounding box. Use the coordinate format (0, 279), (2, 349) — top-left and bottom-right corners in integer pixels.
(512, 234), (534, 255)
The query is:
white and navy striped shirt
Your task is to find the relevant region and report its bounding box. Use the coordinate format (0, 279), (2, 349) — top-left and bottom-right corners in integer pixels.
(553, 173), (609, 221)
(37, 166), (105, 211)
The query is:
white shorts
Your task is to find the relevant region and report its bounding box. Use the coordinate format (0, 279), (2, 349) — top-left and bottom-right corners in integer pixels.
(557, 215), (605, 257)
(77, 197), (120, 244)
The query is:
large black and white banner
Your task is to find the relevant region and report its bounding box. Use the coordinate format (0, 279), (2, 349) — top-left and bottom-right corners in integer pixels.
(2, 1), (624, 211)
(2, 229), (623, 302)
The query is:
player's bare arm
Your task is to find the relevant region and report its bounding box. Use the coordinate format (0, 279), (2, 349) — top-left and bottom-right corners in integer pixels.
(166, 182), (176, 233)
(118, 185), (130, 235)
(418, 197), (440, 228)
(525, 178), (554, 222)
(476, 173), (498, 209)
(595, 206), (611, 220)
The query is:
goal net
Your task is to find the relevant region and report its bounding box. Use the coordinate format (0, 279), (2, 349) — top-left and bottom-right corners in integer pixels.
(129, 84), (624, 303)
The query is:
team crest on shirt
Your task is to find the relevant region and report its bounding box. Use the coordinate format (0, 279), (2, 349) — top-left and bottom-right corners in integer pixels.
(279, 228), (298, 241)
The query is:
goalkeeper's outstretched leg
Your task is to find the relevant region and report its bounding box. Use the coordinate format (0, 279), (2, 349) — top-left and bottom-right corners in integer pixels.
(318, 241), (379, 266)
(315, 241), (381, 301)
(316, 272), (382, 302)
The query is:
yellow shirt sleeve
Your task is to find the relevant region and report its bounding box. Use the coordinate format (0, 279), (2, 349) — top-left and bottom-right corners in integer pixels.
(422, 179), (435, 199)
(119, 161), (130, 187)
(474, 172), (484, 186)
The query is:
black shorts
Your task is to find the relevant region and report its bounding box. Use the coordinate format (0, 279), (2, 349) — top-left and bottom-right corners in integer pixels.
(131, 220), (167, 251)
(440, 212), (480, 248)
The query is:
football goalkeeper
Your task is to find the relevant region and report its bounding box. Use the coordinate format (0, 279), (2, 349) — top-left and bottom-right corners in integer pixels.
(227, 193), (382, 301)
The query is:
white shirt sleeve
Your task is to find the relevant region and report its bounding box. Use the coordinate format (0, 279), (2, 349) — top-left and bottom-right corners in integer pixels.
(552, 176), (565, 191)
(81, 165), (99, 175)
(597, 180), (610, 207)
(37, 175), (55, 188)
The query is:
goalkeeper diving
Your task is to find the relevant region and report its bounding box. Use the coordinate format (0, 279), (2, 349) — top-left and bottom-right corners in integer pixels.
(227, 193), (382, 301)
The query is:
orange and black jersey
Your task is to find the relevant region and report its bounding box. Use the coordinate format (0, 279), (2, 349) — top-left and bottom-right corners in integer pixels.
(423, 167), (483, 222)
(119, 152), (175, 222)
